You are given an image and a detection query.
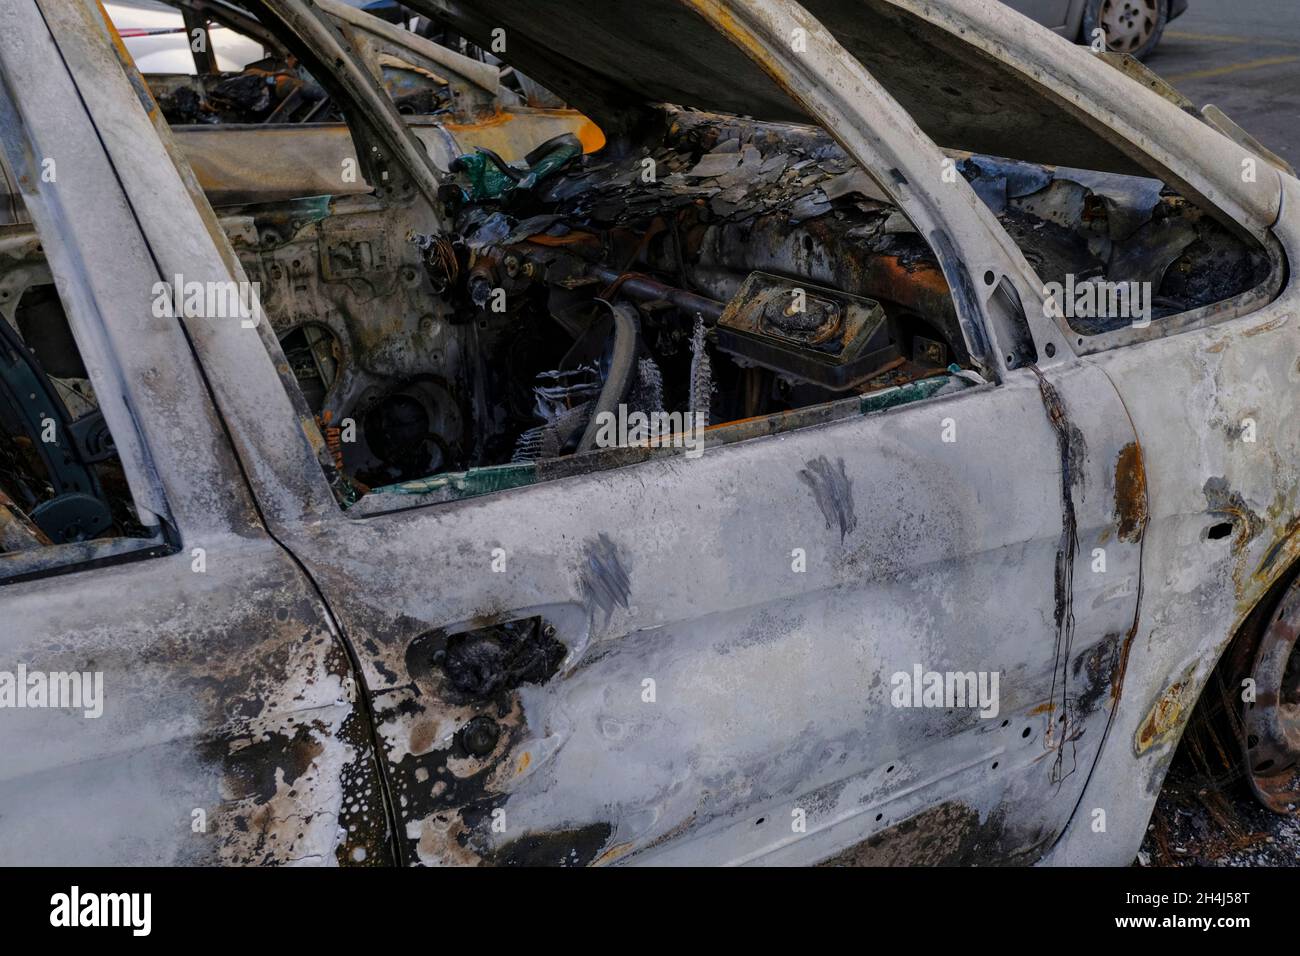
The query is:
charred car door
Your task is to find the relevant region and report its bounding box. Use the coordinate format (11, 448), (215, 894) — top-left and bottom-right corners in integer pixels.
(307, 365), (1141, 867)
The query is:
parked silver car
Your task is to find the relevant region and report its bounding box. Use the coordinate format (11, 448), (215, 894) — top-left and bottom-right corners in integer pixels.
(1008, 0), (1189, 59)
(0, 0), (1294, 867)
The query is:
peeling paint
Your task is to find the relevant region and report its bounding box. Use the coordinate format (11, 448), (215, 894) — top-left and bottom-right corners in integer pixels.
(1114, 442), (1149, 544)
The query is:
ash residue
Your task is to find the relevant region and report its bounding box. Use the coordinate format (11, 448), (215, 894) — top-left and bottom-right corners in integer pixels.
(1140, 771), (1300, 867)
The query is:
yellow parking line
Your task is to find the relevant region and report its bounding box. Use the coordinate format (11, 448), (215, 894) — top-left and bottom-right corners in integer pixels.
(1165, 55), (1300, 83)
(1165, 30), (1300, 50)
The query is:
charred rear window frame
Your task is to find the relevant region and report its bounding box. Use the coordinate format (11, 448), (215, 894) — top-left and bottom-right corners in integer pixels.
(0, 41), (179, 584)
(0, 243), (178, 585)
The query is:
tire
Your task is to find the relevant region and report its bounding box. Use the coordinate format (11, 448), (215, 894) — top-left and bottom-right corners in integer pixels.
(1178, 570), (1300, 815)
(1082, 0), (1170, 61)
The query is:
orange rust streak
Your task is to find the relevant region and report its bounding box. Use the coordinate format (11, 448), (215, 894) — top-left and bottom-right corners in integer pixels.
(1114, 442), (1150, 544)
(443, 109), (512, 133)
(593, 841), (634, 866)
(703, 409), (801, 433)
(523, 231), (602, 249)
(861, 256), (954, 318)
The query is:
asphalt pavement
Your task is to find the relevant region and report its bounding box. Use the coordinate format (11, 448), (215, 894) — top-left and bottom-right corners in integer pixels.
(1145, 0), (1300, 161)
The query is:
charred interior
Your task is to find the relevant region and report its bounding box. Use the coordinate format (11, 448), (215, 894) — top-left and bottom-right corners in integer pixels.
(0, 285), (146, 551)
(228, 108), (1271, 505)
(151, 57), (346, 125)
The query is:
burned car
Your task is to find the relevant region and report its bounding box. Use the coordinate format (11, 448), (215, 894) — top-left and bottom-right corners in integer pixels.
(0, 0), (1297, 867)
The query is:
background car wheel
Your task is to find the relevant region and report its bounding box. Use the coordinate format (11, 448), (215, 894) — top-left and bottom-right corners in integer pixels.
(1083, 0), (1169, 61)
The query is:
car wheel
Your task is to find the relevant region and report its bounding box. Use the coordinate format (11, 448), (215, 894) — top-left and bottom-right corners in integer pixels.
(1178, 571), (1300, 815)
(1083, 0), (1169, 61)
(1241, 579), (1300, 812)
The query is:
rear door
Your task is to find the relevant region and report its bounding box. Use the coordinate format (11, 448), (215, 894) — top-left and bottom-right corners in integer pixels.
(0, 0), (390, 867)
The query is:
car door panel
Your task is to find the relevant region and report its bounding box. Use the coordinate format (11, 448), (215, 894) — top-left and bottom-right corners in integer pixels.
(278, 361), (1140, 865)
(0, 543), (391, 866)
(83, 0), (1150, 865)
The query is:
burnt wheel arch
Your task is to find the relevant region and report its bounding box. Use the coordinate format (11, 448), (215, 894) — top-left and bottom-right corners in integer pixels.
(1175, 559), (1300, 815)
